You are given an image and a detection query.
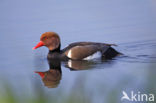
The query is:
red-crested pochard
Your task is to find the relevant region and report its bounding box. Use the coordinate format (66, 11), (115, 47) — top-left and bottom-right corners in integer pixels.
(33, 32), (121, 60)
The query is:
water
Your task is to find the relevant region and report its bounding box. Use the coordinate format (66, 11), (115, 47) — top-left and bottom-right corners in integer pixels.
(0, 0), (156, 103)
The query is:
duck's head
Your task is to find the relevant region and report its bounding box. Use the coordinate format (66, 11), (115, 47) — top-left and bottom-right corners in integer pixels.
(33, 32), (60, 51)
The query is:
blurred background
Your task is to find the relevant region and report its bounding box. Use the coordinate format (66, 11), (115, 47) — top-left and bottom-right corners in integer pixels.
(0, 0), (156, 103)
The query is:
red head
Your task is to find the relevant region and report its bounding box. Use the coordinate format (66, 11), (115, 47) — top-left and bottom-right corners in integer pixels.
(33, 32), (60, 51)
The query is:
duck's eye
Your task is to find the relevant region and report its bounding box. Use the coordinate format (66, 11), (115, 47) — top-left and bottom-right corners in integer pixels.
(45, 37), (49, 40)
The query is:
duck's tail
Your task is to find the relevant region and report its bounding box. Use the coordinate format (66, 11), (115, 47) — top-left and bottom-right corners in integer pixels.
(103, 47), (122, 59)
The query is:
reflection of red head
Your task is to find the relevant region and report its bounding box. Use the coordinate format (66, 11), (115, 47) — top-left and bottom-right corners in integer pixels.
(35, 71), (45, 78)
(35, 69), (61, 88)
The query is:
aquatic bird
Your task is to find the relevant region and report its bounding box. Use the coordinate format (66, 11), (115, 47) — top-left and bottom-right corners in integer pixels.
(33, 32), (121, 60)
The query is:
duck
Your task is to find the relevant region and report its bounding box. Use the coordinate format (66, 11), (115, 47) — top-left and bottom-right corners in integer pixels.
(33, 32), (121, 60)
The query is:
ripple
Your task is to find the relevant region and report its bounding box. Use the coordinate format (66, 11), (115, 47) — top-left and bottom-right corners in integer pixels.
(117, 40), (156, 63)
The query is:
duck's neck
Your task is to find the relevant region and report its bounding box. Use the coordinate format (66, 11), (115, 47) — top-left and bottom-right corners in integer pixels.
(49, 44), (61, 53)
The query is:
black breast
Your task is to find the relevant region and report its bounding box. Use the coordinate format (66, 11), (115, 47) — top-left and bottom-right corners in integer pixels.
(47, 51), (68, 61)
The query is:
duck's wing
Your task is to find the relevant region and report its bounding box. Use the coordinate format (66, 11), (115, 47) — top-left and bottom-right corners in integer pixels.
(64, 45), (100, 60)
(62, 42), (119, 60)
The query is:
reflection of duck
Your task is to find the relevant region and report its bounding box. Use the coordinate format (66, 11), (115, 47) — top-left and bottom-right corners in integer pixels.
(35, 59), (62, 88)
(33, 32), (121, 60)
(65, 59), (115, 70)
(35, 56), (116, 88)
(65, 60), (97, 70)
